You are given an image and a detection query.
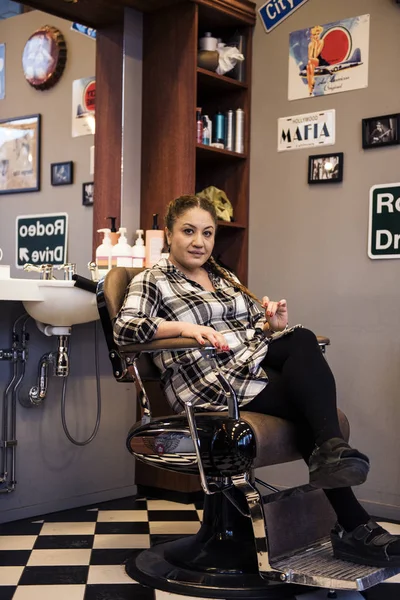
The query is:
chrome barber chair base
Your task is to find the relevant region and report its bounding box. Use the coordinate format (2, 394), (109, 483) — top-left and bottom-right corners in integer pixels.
(126, 544), (304, 599)
(125, 491), (310, 599)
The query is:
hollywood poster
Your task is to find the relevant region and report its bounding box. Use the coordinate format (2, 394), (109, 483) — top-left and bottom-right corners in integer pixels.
(288, 14), (370, 100)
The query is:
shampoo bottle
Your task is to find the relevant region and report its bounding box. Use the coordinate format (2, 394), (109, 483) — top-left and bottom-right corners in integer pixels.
(132, 229), (146, 268)
(107, 216), (119, 246)
(111, 227), (133, 267)
(145, 214), (164, 268)
(96, 229), (112, 278)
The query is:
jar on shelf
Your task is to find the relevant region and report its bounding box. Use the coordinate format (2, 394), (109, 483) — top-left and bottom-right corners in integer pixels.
(197, 32), (219, 72)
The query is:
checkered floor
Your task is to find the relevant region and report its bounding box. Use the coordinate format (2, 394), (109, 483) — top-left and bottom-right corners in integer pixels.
(0, 495), (399, 600)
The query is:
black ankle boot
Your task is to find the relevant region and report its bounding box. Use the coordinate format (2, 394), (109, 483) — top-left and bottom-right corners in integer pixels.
(331, 520), (400, 567)
(309, 437), (370, 489)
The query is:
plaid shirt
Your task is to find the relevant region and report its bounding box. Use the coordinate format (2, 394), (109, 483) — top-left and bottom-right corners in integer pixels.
(114, 259), (292, 412)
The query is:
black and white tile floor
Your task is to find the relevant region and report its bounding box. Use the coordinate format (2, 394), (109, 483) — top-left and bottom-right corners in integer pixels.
(0, 495), (399, 600)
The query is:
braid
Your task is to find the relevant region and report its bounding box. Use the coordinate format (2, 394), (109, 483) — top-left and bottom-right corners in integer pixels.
(208, 256), (263, 306)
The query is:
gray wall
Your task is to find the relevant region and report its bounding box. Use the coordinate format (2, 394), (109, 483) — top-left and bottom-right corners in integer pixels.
(0, 10), (142, 522)
(250, 0), (400, 519)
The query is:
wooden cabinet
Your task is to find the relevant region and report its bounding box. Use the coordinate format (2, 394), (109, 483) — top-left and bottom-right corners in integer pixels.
(141, 0), (256, 284)
(137, 0), (256, 499)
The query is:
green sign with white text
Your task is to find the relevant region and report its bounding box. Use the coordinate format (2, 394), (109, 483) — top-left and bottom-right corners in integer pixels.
(16, 213), (68, 268)
(368, 184), (400, 259)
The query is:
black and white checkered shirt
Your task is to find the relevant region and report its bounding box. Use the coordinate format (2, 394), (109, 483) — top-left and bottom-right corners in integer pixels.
(114, 259), (285, 412)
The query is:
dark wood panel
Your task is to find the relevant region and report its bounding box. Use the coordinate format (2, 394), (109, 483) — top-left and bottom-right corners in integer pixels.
(213, 227), (247, 283)
(197, 68), (248, 92)
(92, 23), (124, 258)
(196, 144), (247, 163)
(136, 461), (201, 493)
(20, 0), (185, 28)
(196, 0), (256, 26)
(217, 220), (245, 229)
(21, 0), (123, 27)
(20, 0), (255, 29)
(140, 2), (198, 232)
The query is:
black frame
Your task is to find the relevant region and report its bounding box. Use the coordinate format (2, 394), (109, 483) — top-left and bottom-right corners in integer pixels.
(82, 181), (94, 206)
(308, 152), (344, 185)
(51, 161), (73, 186)
(362, 113), (400, 149)
(0, 113), (41, 195)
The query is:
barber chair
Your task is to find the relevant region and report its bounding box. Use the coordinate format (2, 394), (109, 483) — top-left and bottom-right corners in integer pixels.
(97, 267), (399, 598)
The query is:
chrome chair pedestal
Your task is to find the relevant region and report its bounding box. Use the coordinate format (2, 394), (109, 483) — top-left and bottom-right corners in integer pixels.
(126, 490), (307, 598)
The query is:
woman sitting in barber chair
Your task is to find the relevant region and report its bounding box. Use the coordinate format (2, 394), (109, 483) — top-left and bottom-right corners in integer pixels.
(114, 194), (400, 568)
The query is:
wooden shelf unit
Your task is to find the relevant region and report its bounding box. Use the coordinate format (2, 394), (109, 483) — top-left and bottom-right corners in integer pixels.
(138, 0), (256, 497)
(141, 0), (255, 285)
(197, 67), (248, 92)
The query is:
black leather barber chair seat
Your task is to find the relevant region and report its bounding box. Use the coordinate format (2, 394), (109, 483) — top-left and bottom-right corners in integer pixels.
(97, 267), (400, 598)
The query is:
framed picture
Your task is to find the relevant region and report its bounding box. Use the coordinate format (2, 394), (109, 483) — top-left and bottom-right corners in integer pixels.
(362, 114), (400, 149)
(0, 114), (41, 194)
(82, 181), (94, 206)
(51, 161), (73, 186)
(308, 152), (344, 184)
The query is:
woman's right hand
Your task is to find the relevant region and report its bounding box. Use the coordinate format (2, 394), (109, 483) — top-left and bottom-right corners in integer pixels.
(179, 323), (229, 351)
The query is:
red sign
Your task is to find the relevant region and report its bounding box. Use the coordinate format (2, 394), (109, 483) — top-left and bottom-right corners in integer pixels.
(84, 80), (96, 113)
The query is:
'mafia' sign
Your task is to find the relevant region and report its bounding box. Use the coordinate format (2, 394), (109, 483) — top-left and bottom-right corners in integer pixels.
(277, 109), (336, 152)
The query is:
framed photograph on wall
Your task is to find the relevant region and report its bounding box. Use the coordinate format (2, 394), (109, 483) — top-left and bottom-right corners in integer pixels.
(308, 152), (344, 184)
(0, 114), (41, 194)
(362, 114), (400, 149)
(82, 181), (94, 206)
(51, 161), (73, 186)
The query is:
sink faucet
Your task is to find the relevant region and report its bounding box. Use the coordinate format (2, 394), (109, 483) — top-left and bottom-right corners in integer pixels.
(57, 263), (77, 280)
(23, 264), (55, 280)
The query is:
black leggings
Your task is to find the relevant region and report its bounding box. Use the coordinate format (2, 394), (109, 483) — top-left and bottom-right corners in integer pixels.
(245, 327), (370, 531)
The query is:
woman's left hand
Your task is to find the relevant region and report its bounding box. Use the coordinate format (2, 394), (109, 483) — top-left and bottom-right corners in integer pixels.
(262, 297), (288, 332)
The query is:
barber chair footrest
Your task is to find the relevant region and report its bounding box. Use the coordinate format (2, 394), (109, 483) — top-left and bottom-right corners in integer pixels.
(258, 485), (400, 591)
(265, 538), (400, 591)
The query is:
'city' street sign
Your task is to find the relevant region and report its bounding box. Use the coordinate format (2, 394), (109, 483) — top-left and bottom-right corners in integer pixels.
(258, 0), (310, 34)
(16, 213), (68, 268)
(368, 183), (400, 259)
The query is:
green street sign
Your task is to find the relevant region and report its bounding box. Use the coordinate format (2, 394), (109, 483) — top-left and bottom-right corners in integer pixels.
(16, 213), (68, 268)
(368, 184), (400, 259)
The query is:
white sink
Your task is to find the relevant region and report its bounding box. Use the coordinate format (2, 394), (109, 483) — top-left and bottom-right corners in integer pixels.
(21, 280), (99, 327)
(0, 277), (44, 301)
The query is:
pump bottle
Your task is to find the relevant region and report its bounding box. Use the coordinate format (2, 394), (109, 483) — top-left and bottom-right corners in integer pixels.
(111, 227), (133, 267)
(96, 229), (112, 278)
(145, 214), (164, 268)
(132, 229), (146, 268)
(107, 216), (119, 245)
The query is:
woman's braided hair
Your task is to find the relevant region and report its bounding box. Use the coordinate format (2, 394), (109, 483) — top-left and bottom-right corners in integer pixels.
(165, 195), (263, 306)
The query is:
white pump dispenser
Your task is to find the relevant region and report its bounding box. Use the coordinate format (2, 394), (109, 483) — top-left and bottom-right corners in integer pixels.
(132, 229), (146, 268)
(96, 229), (112, 278)
(111, 227), (133, 267)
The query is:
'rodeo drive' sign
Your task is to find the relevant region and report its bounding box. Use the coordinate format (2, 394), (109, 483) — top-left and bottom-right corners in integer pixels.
(277, 109), (336, 152)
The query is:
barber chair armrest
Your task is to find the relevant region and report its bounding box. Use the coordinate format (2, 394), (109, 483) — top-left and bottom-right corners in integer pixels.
(121, 335), (330, 356)
(111, 338), (211, 382)
(120, 337), (209, 355)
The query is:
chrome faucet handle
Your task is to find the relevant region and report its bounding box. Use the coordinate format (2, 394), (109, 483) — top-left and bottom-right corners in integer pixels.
(88, 261), (99, 282)
(23, 264), (54, 280)
(23, 263), (41, 274)
(57, 263), (77, 280)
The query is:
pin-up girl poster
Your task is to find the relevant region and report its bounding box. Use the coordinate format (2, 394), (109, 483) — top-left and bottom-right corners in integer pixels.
(288, 14), (370, 100)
